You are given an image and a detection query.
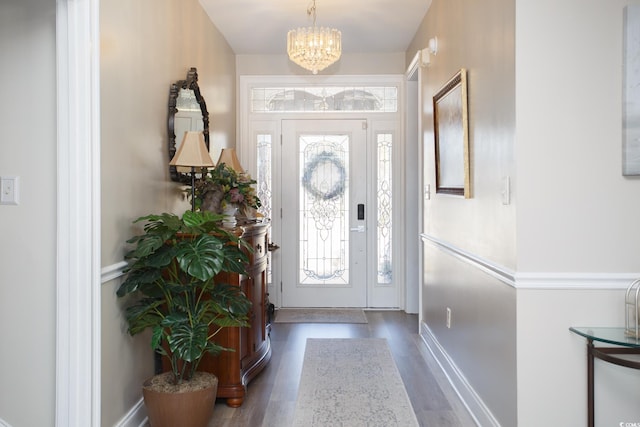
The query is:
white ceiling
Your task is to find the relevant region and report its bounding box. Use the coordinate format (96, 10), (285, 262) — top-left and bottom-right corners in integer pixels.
(199, 0), (431, 55)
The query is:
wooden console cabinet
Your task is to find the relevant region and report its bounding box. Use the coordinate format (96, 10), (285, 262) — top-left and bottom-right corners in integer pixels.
(197, 222), (272, 407)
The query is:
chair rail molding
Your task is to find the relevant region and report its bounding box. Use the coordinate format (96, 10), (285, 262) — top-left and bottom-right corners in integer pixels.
(102, 261), (128, 284)
(420, 233), (515, 287)
(420, 233), (639, 290)
(513, 272), (639, 290)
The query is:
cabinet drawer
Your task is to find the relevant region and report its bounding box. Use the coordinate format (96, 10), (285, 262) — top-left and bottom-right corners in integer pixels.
(247, 231), (267, 262)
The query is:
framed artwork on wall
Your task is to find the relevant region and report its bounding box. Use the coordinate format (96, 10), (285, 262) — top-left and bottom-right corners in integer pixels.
(623, 5), (640, 176)
(433, 68), (470, 197)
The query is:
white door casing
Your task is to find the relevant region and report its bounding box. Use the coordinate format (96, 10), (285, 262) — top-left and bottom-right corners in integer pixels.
(239, 75), (405, 311)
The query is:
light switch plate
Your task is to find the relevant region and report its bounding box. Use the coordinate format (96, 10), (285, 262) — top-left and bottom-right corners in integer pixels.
(1, 176), (19, 205)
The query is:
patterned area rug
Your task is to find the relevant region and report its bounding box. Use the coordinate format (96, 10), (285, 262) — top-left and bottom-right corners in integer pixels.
(274, 309), (368, 324)
(292, 338), (419, 427)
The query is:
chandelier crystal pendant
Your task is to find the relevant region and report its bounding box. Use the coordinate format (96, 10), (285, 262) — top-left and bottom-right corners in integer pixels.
(287, 0), (342, 74)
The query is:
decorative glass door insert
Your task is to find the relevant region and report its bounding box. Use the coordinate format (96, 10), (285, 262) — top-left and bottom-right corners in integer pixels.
(299, 135), (349, 286)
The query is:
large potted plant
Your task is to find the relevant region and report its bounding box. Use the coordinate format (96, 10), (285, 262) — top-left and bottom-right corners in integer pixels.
(116, 210), (252, 427)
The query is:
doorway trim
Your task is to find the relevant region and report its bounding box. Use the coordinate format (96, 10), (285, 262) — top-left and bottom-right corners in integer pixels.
(405, 52), (422, 316)
(238, 75), (405, 310)
(56, 0), (101, 425)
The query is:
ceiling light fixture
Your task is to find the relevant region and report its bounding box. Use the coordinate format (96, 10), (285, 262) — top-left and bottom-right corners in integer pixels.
(287, 0), (342, 74)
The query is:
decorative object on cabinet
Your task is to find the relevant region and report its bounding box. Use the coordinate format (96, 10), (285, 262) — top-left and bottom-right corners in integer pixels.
(625, 278), (640, 338)
(221, 205), (239, 228)
(192, 152), (261, 220)
(116, 210), (252, 426)
(168, 67), (210, 183)
(433, 68), (470, 198)
(187, 221), (272, 407)
(169, 131), (215, 211)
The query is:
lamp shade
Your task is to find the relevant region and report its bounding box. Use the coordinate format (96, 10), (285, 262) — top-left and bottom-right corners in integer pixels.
(216, 148), (244, 173)
(169, 131), (214, 167)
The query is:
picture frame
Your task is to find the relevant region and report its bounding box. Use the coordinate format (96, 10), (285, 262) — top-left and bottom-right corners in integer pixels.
(433, 68), (470, 198)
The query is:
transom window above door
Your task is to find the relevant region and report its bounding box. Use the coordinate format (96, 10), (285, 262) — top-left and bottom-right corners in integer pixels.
(250, 87), (398, 113)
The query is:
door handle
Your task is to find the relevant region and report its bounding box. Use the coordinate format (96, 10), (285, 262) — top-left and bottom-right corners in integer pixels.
(350, 226), (365, 233)
(268, 242), (280, 251)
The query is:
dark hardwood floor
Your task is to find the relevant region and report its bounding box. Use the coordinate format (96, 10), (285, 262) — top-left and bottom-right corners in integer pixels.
(207, 310), (477, 426)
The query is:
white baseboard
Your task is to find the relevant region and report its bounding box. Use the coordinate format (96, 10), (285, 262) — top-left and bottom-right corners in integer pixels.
(0, 418), (11, 427)
(419, 321), (501, 427)
(114, 397), (147, 427)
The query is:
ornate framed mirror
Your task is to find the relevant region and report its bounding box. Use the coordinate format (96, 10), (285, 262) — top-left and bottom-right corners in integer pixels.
(168, 67), (210, 182)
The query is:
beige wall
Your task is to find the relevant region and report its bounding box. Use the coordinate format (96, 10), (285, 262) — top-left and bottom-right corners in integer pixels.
(0, 1), (57, 426)
(100, 0), (237, 266)
(236, 52), (407, 76)
(408, 0), (517, 425)
(411, 0), (640, 425)
(409, 0), (516, 267)
(100, 0), (237, 425)
(516, 0), (640, 272)
(515, 1), (640, 426)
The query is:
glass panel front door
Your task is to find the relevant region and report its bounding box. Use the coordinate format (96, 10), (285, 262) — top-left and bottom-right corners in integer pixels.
(281, 119), (367, 307)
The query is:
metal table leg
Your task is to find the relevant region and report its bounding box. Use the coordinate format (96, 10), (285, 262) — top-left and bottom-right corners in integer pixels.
(587, 339), (594, 427)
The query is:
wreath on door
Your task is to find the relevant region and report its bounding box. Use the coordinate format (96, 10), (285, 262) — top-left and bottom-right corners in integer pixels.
(301, 151), (346, 201)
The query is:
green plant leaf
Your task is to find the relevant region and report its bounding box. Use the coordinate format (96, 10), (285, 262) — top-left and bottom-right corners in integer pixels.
(151, 325), (165, 351)
(166, 321), (209, 363)
(116, 268), (162, 297)
(139, 213), (183, 234)
(124, 298), (165, 335)
(126, 234), (166, 259)
(175, 235), (225, 281)
(142, 244), (176, 269)
(220, 245), (249, 274)
(203, 340), (230, 356)
(210, 282), (252, 315)
(181, 210), (209, 228)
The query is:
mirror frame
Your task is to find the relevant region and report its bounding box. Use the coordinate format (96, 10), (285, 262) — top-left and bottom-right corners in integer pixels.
(168, 67), (210, 183)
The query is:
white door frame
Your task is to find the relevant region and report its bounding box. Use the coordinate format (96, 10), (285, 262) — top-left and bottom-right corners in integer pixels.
(56, 0), (102, 425)
(238, 75), (406, 310)
(405, 52), (422, 316)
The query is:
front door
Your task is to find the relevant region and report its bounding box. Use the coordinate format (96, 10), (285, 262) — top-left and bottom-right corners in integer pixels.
(280, 119), (368, 307)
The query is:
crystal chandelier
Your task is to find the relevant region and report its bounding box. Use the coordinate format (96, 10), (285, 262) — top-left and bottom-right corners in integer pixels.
(287, 0), (342, 74)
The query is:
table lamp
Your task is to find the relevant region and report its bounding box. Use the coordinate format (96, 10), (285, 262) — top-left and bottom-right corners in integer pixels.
(169, 131), (214, 211)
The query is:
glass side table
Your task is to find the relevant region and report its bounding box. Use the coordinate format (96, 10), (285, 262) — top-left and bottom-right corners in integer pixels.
(569, 327), (640, 427)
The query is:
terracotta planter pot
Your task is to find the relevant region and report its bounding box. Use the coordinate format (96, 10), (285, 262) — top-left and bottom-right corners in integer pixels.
(142, 372), (218, 427)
